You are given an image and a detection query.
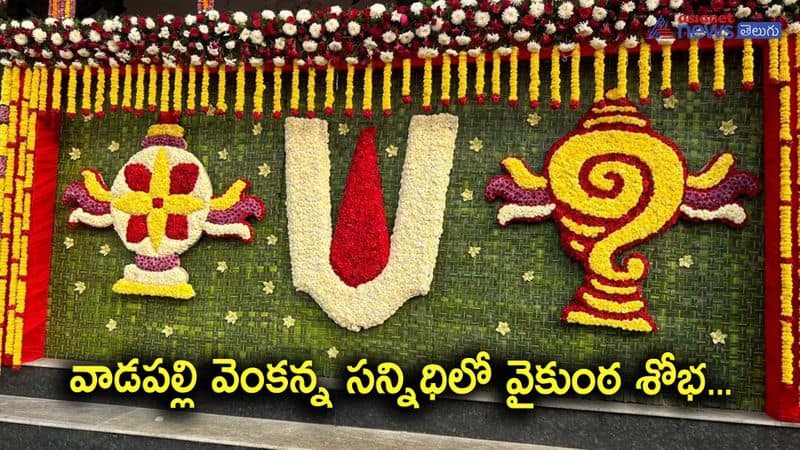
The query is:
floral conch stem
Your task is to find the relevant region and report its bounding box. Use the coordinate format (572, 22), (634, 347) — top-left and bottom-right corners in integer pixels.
(63, 119), (265, 299)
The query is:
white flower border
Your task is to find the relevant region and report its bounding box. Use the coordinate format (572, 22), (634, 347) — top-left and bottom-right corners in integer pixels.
(284, 114), (458, 331)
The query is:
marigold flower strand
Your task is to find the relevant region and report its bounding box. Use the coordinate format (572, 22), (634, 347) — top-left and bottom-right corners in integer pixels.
(345, 61), (355, 117)
(660, 42), (673, 97)
(94, 67), (105, 118)
(362, 61), (373, 118)
(441, 53), (452, 107)
(638, 42), (650, 104)
(509, 47), (519, 107)
(569, 45), (579, 109)
(550, 49), (561, 109)
(235, 63), (245, 119)
(81, 66), (91, 117)
(147, 64), (157, 112)
(422, 56), (433, 112)
(289, 61), (300, 117)
(491, 50), (501, 103)
(253, 66), (264, 120)
(272, 65), (283, 119)
(769, 38), (780, 85)
(51, 67), (63, 113)
(475, 52), (486, 104)
(159, 66), (170, 114)
(186, 65), (197, 115)
(109, 66), (119, 111)
(742, 39), (754, 91)
(173, 66), (183, 115)
(307, 65), (317, 118)
(200, 64), (210, 113)
(216, 68), (227, 115)
(401, 58), (411, 103)
(121, 64), (132, 113)
(713, 38), (726, 96)
(529, 48), (540, 108)
(381, 60), (392, 116)
(457, 51), (468, 105)
(688, 38), (700, 91)
(134, 64), (145, 116)
(324, 63), (335, 115)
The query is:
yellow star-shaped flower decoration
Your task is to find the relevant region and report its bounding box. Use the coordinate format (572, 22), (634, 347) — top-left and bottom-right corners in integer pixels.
(710, 329), (727, 345)
(326, 346), (339, 359)
(206, 105), (217, 116)
(338, 123), (350, 135)
(526, 113), (542, 127)
(108, 141), (120, 152)
(252, 123), (263, 136)
(678, 254), (694, 268)
(282, 315), (296, 328)
(64, 237), (75, 249)
(266, 234), (278, 245)
(385, 144), (399, 158)
(99, 244), (110, 256)
(522, 271), (535, 282)
(161, 325), (174, 338)
(469, 137), (483, 152)
(105, 318), (118, 332)
(225, 310), (238, 324)
(468, 246), (481, 258)
(218, 148), (229, 160)
(69, 147), (82, 160)
(216, 261), (228, 273)
(460, 188), (474, 202)
(262, 280), (275, 294)
(719, 120), (738, 136)
(495, 321), (511, 336)
(663, 96), (679, 109)
(258, 163), (272, 178)
(73, 281), (86, 294)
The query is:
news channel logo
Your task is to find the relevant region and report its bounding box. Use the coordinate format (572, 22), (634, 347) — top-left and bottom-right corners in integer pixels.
(648, 16), (782, 40)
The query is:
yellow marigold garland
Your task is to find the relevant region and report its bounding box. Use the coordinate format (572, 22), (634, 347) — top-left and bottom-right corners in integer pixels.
(186, 66), (197, 115)
(550, 49), (561, 109)
(290, 61), (301, 116)
(324, 63), (335, 115)
(769, 38), (780, 85)
(66, 66), (77, 118)
(216, 68), (227, 115)
(778, 32), (793, 383)
(51, 68), (63, 113)
(713, 38), (726, 96)
(94, 67), (105, 118)
(780, 34), (790, 84)
(362, 61), (373, 118)
(253, 67), (264, 120)
(135, 64), (145, 115)
(173, 66), (183, 115)
(382, 61), (392, 116)
(422, 57), (433, 112)
(122, 64), (132, 113)
(235, 63), (246, 119)
(30, 67), (40, 113)
(441, 53), (452, 107)
(742, 39), (755, 90)
(491, 50), (501, 103)
(608, 46), (627, 100)
(401, 58), (412, 103)
(147, 64), (157, 112)
(457, 51), (468, 105)
(0, 67), (19, 371)
(159, 66), (170, 114)
(688, 39), (700, 91)
(638, 42), (651, 105)
(200, 64), (210, 113)
(37, 67), (48, 113)
(272, 65), (283, 119)
(569, 45), (579, 109)
(530, 49), (541, 108)
(345, 62), (355, 116)
(307, 65), (317, 118)
(109, 66), (119, 112)
(660, 42), (673, 97)
(81, 66), (92, 117)
(476, 52), (486, 103)
(509, 47), (519, 107)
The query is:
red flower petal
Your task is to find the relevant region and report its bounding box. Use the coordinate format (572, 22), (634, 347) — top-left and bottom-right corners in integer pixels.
(126, 215), (149, 243)
(124, 164), (152, 192)
(170, 163), (199, 194)
(166, 214), (189, 240)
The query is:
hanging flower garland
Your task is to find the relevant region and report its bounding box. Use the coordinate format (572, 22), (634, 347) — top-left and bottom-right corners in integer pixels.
(200, 64), (210, 113)
(81, 66), (91, 117)
(550, 49), (561, 110)
(186, 66), (197, 115)
(147, 64), (157, 113)
(344, 61), (355, 117)
(688, 39), (700, 91)
(307, 65), (317, 118)
(529, 43), (540, 108)
(216, 68), (227, 115)
(272, 64), (283, 119)
(591, 39), (605, 105)
(253, 66), (264, 120)
(441, 53), (452, 108)
(660, 41), (673, 98)
(51, 67), (62, 113)
(509, 47), (519, 107)
(135, 64), (145, 115)
(173, 65), (183, 115)
(109, 66), (119, 112)
(362, 61), (373, 119)
(122, 64), (132, 112)
(324, 63), (335, 115)
(401, 58), (411, 104)
(381, 55), (392, 117)
(569, 45), (579, 110)
(94, 66), (105, 118)
(491, 50), (501, 104)
(638, 41), (650, 105)
(742, 39), (755, 91)
(235, 63), (245, 119)
(713, 38), (726, 97)
(457, 51), (468, 105)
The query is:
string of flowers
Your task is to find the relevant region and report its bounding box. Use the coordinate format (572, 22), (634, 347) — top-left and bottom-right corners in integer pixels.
(51, 68), (62, 113)
(529, 45), (540, 108)
(688, 39), (700, 91)
(491, 50), (501, 103)
(769, 39), (780, 85)
(401, 58), (411, 104)
(186, 65), (197, 115)
(422, 56), (433, 112)
(713, 38), (726, 96)
(122, 64), (132, 112)
(638, 41), (650, 105)
(0, 67), (8, 150)
(29, 66), (40, 117)
(134, 64), (144, 115)
(457, 51), (468, 105)
(660, 42), (673, 97)
(441, 53), (452, 107)
(94, 66), (105, 118)
(509, 47), (519, 107)
(614, 45), (628, 99)
(80, 66), (91, 117)
(159, 66), (170, 114)
(147, 64), (157, 112)
(381, 55), (392, 116)
(780, 34), (791, 86)
(307, 65), (316, 118)
(362, 61), (373, 118)
(475, 52), (486, 104)
(742, 39), (755, 91)
(272, 65), (282, 119)
(216, 68), (227, 115)
(173, 65), (183, 115)
(569, 45), (579, 109)
(235, 63), (245, 118)
(109, 66), (119, 112)
(66, 66), (77, 118)
(345, 61), (354, 116)
(290, 60), (300, 117)
(253, 66), (264, 120)
(550, 50), (561, 109)
(200, 64), (210, 113)
(324, 63), (334, 115)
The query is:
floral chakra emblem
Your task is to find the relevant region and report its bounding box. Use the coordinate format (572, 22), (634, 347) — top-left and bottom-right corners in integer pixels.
(485, 100), (759, 332)
(63, 122), (265, 299)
